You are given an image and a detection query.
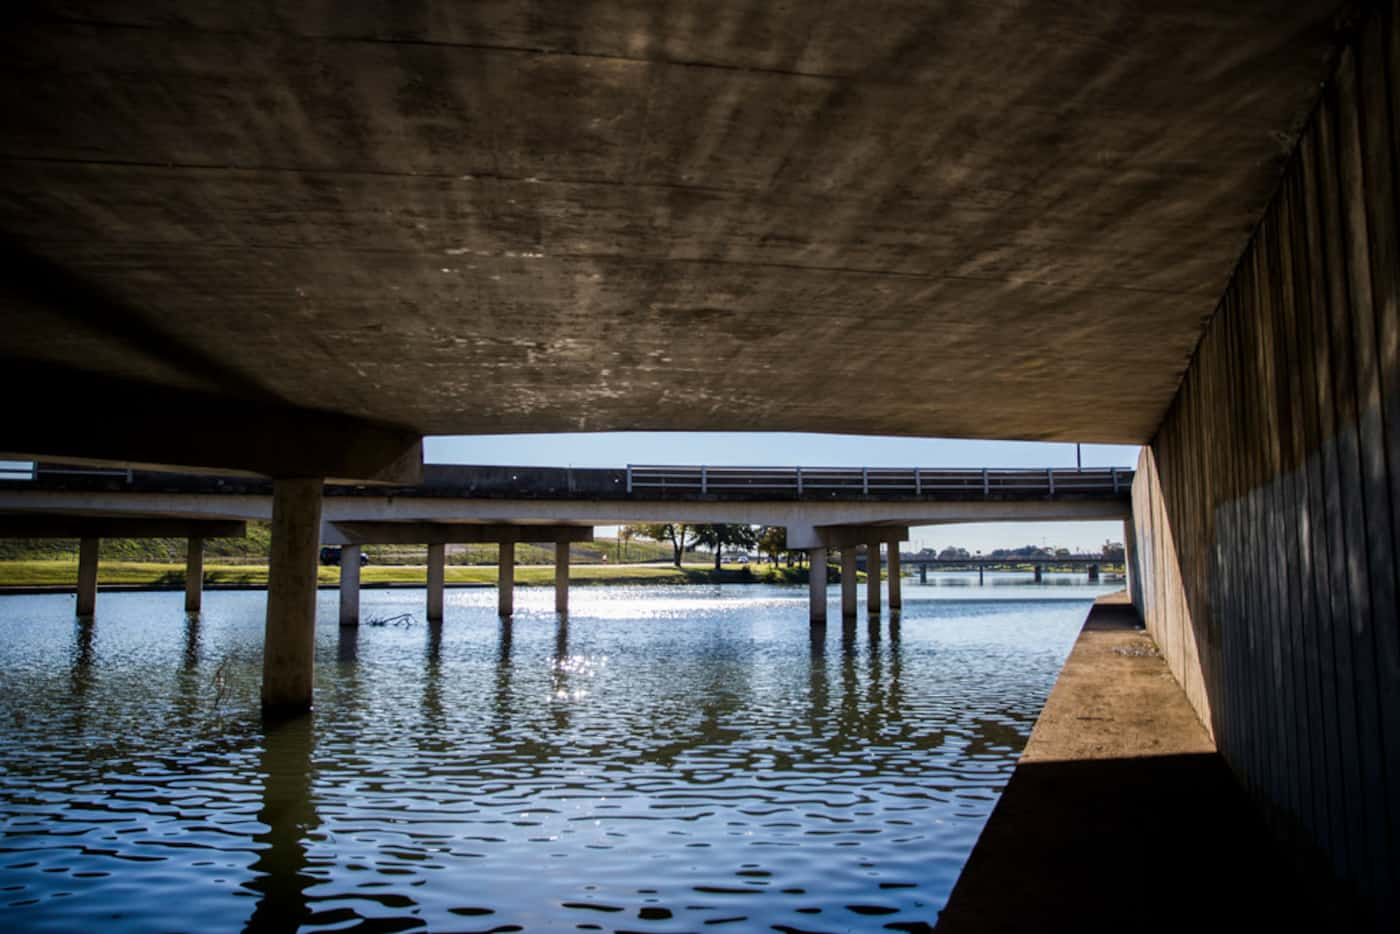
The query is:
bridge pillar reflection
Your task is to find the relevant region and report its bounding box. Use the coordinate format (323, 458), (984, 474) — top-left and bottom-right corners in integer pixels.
(185, 535), (203, 613)
(808, 547), (827, 624)
(554, 540), (569, 614)
(841, 548), (858, 619)
(498, 541), (515, 617)
(426, 543), (445, 622)
(338, 545), (360, 626)
(888, 545), (901, 609)
(261, 477), (323, 716)
(866, 541), (881, 614)
(76, 535), (98, 616)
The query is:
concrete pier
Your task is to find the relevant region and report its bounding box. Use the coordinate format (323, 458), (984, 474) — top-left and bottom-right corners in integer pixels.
(339, 545), (360, 626)
(866, 541), (881, 614)
(554, 540), (569, 614)
(1033, 565), (1043, 583)
(887, 545), (901, 609)
(840, 548), (858, 619)
(184, 536), (203, 612)
(261, 477), (323, 716)
(76, 536), (98, 616)
(426, 543), (445, 622)
(498, 542), (515, 617)
(808, 547), (827, 624)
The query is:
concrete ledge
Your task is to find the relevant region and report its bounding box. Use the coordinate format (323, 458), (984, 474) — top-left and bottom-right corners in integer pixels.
(936, 593), (1314, 932)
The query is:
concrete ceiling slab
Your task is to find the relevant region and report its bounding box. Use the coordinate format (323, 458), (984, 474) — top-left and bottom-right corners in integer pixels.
(0, 2), (1351, 449)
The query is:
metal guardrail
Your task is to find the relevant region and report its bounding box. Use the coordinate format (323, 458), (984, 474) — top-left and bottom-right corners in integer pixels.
(624, 465), (1130, 497)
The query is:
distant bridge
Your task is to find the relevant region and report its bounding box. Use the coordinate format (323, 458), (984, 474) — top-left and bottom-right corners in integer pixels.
(0, 461), (1132, 620)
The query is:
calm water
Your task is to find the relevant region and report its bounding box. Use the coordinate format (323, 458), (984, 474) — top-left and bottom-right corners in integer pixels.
(0, 575), (1112, 932)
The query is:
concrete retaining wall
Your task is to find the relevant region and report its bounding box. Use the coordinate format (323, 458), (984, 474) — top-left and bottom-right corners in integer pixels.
(1130, 3), (1399, 926)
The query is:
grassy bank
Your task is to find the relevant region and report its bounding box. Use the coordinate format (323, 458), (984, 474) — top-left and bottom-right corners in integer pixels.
(0, 560), (820, 590)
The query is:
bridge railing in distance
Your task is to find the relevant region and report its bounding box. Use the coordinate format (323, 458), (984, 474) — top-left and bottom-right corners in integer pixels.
(625, 466), (1130, 498)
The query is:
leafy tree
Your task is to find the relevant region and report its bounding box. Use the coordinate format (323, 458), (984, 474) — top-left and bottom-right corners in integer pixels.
(631, 523), (693, 568)
(693, 524), (759, 570)
(757, 526), (787, 566)
(938, 546), (970, 560)
(1102, 540), (1125, 559)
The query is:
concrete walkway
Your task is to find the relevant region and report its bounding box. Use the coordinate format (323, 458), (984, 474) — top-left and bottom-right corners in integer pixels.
(936, 593), (1313, 932)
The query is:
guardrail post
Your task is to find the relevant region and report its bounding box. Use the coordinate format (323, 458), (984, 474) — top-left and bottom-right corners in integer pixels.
(1111, 467), (1119, 494)
(862, 467), (869, 495)
(626, 465), (633, 494)
(982, 468), (989, 497)
(701, 465), (708, 495)
(795, 466), (803, 496)
(1048, 467), (1055, 496)
(914, 467), (922, 495)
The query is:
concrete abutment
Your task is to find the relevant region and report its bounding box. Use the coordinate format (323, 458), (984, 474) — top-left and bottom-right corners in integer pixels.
(1126, 7), (1400, 924)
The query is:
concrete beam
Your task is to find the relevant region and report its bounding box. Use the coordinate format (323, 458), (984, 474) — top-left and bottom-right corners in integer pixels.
(325, 521), (594, 546)
(76, 536), (98, 616)
(426, 543), (445, 622)
(339, 544), (360, 626)
(2, 363), (422, 484)
(0, 514), (245, 539)
(261, 477), (323, 716)
(790, 524), (910, 550)
(185, 536), (203, 613)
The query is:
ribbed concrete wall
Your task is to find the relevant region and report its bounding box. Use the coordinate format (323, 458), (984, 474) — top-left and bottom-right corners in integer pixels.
(1131, 3), (1399, 926)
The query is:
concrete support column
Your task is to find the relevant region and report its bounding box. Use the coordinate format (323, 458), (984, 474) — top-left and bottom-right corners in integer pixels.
(426, 543), (445, 622)
(1034, 564), (1044, 584)
(185, 536), (204, 613)
(554, 540), (570, 615)
(920, 564), (927, 584)
(339, 545), (361, 626)
(841, 548), (858, 618)
(498, 541), (515, 617)
(808, 547), (828, 625)
(979, 565), (985, 585)
(261, 477), (323, 716)
(888, 545), (902, 609)
(76, 536), (99, 616)
(866, 541), (881, 614)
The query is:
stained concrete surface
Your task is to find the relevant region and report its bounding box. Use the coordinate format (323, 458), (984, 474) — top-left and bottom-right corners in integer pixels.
(936, 594), (1317, 931)
(0, 2), (1353, 450)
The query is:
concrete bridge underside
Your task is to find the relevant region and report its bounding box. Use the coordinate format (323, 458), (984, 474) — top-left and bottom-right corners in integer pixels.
(2, 0), (1399, 928)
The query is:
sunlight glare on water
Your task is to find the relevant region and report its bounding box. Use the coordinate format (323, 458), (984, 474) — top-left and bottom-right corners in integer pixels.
(0, 576), (1113, 932)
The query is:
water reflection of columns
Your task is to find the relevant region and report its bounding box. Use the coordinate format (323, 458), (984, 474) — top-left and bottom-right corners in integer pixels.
(492, 618), (514, 737)
(807, 622), (829, 733)
(173, 612), (203, 722)
(551, 614), (570, 731)
(887, 611), (904, 720)
(69, 618), (96, 724)
(422, 622), (444, 733)
(865, 611), (885, 731)
(246, 715), (319, 932)
(838, 617), (859, 741)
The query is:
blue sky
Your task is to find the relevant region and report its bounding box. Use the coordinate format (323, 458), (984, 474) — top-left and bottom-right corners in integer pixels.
(427, 433), (1140, 553)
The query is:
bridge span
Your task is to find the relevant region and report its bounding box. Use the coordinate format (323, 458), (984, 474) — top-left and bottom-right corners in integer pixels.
(1, 461), (1130, 630)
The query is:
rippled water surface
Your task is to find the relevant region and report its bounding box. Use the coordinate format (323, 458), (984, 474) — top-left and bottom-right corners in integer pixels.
(0, 577), (1111, 931)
